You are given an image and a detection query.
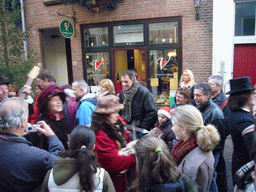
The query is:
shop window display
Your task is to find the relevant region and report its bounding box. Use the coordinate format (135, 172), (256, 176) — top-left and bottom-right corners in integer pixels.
(85, 52), (110, 86)
(149, 21), (179, 44)
(84, 27), (109, 47)
(150, 49), (179, 108)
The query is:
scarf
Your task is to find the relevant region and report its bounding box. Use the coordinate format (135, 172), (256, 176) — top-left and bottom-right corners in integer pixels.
(171, 135), (198, 165)
(121, 80), (140, 123)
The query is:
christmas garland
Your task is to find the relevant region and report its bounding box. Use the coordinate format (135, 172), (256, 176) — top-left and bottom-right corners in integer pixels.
(60, 0), (123, 12)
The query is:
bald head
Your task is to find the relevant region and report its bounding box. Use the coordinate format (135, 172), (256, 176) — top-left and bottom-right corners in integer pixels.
(0, 97), (28, 132)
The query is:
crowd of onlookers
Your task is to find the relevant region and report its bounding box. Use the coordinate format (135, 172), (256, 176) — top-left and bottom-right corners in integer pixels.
(0, 68), (255, 192)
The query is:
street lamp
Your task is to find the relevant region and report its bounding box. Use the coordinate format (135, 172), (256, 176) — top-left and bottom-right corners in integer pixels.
(194, 0), (201, 21)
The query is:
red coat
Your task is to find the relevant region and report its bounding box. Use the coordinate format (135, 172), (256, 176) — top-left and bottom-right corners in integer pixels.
(94, 130), (136, 192)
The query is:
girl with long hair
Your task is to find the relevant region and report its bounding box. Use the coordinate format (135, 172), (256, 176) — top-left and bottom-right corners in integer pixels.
(129, 135), (198, 192)
(91, 95), (136, 192)
(171, 105), (220, 192)
(41, 125), (115, 192)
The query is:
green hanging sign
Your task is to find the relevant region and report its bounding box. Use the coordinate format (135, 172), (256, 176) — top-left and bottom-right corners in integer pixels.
(59, 20), (74, 38)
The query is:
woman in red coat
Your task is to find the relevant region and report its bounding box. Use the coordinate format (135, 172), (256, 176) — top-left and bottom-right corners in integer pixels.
(90, 95), (136, 192)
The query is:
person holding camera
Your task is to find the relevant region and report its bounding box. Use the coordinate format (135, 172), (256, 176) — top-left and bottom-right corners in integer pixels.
(0, 97), (65, 192)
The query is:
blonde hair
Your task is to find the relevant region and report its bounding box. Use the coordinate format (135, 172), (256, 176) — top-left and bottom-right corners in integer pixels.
(179, 69), (195, 86)
(172, 105), (220, 152)
(99, 79), (116, 95)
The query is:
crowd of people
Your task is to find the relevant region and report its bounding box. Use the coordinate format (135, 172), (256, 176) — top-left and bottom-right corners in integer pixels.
(0, 69), (255, 192)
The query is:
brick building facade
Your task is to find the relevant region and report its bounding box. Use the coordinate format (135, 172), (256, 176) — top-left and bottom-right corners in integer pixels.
(24, 0), (213, 97)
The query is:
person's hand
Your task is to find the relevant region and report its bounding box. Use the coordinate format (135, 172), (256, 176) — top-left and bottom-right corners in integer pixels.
(20, 87), (32, 99)
(36, 121), (55, 137)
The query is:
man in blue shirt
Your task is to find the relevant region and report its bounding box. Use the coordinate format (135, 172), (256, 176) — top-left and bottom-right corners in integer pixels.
(72, 79), (97, 126)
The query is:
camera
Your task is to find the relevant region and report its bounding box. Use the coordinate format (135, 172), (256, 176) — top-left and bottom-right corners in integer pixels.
(26, 124), (40, 132)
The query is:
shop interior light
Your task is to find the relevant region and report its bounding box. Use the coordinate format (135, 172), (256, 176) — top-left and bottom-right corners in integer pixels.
(167, 51), (177, 57)
(194, 0), (201, 21)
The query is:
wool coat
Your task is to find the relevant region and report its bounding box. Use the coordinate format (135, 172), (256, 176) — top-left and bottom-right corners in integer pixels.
(94, 130), (136, 192)
(178, 147), (214, 192)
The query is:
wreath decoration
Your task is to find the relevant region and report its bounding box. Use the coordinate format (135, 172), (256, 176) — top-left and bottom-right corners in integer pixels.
(61, 0), (123, 12)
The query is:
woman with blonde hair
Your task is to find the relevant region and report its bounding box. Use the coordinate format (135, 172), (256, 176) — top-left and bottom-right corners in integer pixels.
(98, 79), (116, 97)
(128, 135), (198, 192)
(179, 69), (195, 88)
(171, 105), (220, 192)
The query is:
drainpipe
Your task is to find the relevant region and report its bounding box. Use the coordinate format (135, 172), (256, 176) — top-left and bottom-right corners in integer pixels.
(20, 0), (28, 60)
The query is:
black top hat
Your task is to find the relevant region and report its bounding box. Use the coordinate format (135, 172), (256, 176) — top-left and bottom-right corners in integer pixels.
(226, 77), (255, 95)
(0, 75), (9, 85)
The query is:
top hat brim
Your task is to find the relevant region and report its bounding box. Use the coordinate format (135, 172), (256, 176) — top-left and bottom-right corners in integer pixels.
(226, 87), (255, 95)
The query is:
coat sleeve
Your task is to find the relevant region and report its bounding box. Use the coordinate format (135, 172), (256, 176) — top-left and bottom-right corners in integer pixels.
(241, 121), (255, 153)
(47, 135), (65, 155)
(103, 169), (116, 192)
(140, 91), (157, 130)
(94, 131), (136, 174)
(195, 163), (213, 192)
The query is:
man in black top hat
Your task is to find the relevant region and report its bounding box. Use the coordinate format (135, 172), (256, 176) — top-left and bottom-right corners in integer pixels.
(226, 77), (255, 182)
(0, 75), (10, 102)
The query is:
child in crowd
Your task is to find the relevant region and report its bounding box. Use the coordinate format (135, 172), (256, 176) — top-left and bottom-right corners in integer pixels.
(41, 125), (115, 192)
(128, 135), (198, 192)
(155, 106), (176, 152)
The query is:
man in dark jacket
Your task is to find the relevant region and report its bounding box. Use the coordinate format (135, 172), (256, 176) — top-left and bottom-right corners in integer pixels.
(208, 75), (229, 191)
(194, 82), (226, 192)
(119, 70), (157, 132)
(0, 97), (65, 192)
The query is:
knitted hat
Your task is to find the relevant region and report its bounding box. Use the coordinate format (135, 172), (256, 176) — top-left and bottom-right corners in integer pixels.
(94, 95), (124, 114)
(37, 85), (66, 113)
(158, 106), (171, 119)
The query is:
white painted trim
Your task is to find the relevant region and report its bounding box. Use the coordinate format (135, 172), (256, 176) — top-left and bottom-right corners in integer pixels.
(234, 36), (256, 44)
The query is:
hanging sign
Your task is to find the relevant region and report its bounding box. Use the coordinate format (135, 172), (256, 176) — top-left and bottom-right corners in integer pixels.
(59, 20), (74, 38)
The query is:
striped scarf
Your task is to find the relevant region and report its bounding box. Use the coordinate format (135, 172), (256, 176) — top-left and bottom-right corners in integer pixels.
(121, 80), (140, 123)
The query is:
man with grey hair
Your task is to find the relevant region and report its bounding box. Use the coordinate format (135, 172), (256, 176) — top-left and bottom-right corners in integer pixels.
(0, 97), (64, 192)
(72, 79), (97, 126)
(208, 75), (228, 110)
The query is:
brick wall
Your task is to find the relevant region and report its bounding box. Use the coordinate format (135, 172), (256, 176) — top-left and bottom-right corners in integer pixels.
(25, 0), (213, 83)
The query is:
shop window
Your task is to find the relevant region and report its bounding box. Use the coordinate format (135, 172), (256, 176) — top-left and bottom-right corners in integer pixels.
(85, 52), (110, 86)
(84, 27), (109, 47)
(113, 24), (144, 46)
(235, 2), (256, 36)
(149, 49), (178, 107)
(149, 21), (179, 44)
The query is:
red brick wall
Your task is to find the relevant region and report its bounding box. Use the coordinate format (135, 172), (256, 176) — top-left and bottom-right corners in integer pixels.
(24, 0), (213, 82)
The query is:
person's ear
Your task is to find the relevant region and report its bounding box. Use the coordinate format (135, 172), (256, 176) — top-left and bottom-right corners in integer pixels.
(92, 144), (95, 151)
(206, 93), (210, 100)
(21, 118), (27, 130)
(182, 126), (187, 134)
